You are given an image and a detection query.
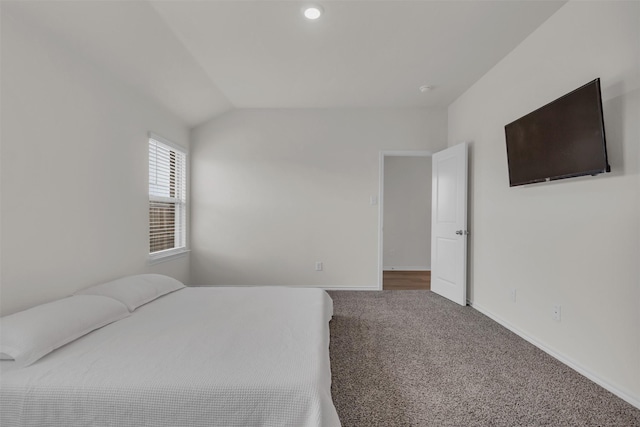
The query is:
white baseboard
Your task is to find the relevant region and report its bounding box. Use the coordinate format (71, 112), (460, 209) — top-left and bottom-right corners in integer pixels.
(470, 302), (640, 410)
(383, 266), (431, 271)
(190, 284), (380, 291)
(322, 285), (379, 291)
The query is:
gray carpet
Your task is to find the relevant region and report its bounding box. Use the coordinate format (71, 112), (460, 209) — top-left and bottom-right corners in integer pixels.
(328, 290), (640, 427)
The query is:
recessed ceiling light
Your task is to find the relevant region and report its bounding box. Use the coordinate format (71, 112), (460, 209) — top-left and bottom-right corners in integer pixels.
(419, 85), (433, 93)
(303, 5), (323, 20)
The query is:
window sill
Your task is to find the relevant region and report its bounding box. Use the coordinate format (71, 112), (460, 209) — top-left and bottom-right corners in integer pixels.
(148, 248), (190, 265)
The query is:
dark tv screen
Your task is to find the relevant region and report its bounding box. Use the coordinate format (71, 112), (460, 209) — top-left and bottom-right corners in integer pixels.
(504, 78), (609, 187)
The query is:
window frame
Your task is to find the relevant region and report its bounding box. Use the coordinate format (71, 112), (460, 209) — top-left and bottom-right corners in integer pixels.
(148, 132), (189, 264)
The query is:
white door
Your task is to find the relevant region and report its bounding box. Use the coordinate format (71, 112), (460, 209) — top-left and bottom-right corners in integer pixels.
(430, 142), (468, 306)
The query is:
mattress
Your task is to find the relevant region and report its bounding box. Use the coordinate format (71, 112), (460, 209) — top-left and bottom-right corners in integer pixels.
(0, 287), (341, 427)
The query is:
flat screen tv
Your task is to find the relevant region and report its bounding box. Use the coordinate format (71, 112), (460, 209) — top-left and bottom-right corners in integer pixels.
(504, 78), (609, 187)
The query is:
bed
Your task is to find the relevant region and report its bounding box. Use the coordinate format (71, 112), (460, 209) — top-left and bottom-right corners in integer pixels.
(0, 282), (341, 427)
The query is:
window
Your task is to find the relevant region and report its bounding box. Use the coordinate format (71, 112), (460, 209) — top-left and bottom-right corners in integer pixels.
(148, 134), (187, 260)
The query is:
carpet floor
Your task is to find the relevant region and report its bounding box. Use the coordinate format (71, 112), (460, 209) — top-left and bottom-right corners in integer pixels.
(328, 290), (640, 427)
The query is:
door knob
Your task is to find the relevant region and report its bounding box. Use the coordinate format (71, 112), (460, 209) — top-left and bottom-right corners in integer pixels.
(455, 230), (463, 235)
(456, 230), (469, 235)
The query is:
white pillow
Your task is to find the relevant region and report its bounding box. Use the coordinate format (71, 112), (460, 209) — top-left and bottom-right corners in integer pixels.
(74, 274), (185, 311)
(0, 295), (129, 366)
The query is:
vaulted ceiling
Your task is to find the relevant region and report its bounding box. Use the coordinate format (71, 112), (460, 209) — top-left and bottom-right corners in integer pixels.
(2, 1), (566, 127)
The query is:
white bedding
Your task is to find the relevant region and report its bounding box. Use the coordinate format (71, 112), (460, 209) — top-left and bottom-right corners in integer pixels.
(0, 287), (341, 427)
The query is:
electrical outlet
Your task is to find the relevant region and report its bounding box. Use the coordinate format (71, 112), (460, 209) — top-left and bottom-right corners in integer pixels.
(510, 289), (517, 303)
(315, 261), (323, 271)
(552, 304), (561, 321)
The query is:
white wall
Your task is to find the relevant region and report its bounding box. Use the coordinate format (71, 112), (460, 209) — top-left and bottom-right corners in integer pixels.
(190, 108), (447, 288)
(448, 1), (639, 405)
(0, 10), (191, 315)
(383, 156), (432, 270)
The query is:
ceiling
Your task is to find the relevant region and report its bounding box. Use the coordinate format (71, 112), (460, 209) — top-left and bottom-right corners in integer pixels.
(2, 0), (566, 127)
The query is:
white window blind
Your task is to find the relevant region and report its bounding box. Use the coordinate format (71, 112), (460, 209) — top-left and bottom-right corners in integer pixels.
(149, 136), (187, 256)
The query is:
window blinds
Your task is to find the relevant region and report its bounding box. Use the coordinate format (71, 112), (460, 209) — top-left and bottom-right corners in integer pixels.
(149, 137), (186, 254)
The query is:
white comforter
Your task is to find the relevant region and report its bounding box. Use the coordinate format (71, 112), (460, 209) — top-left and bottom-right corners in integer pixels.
(0, 287), (341, 427)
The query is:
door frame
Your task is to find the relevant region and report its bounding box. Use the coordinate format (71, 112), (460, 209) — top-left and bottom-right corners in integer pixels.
(378, 150), (433, 290)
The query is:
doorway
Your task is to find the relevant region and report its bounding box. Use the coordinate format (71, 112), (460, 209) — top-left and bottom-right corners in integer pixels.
(378, 151), (432, 290)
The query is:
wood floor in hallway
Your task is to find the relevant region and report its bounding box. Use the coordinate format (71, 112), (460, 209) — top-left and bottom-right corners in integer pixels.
(382, 270), (431, 290)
